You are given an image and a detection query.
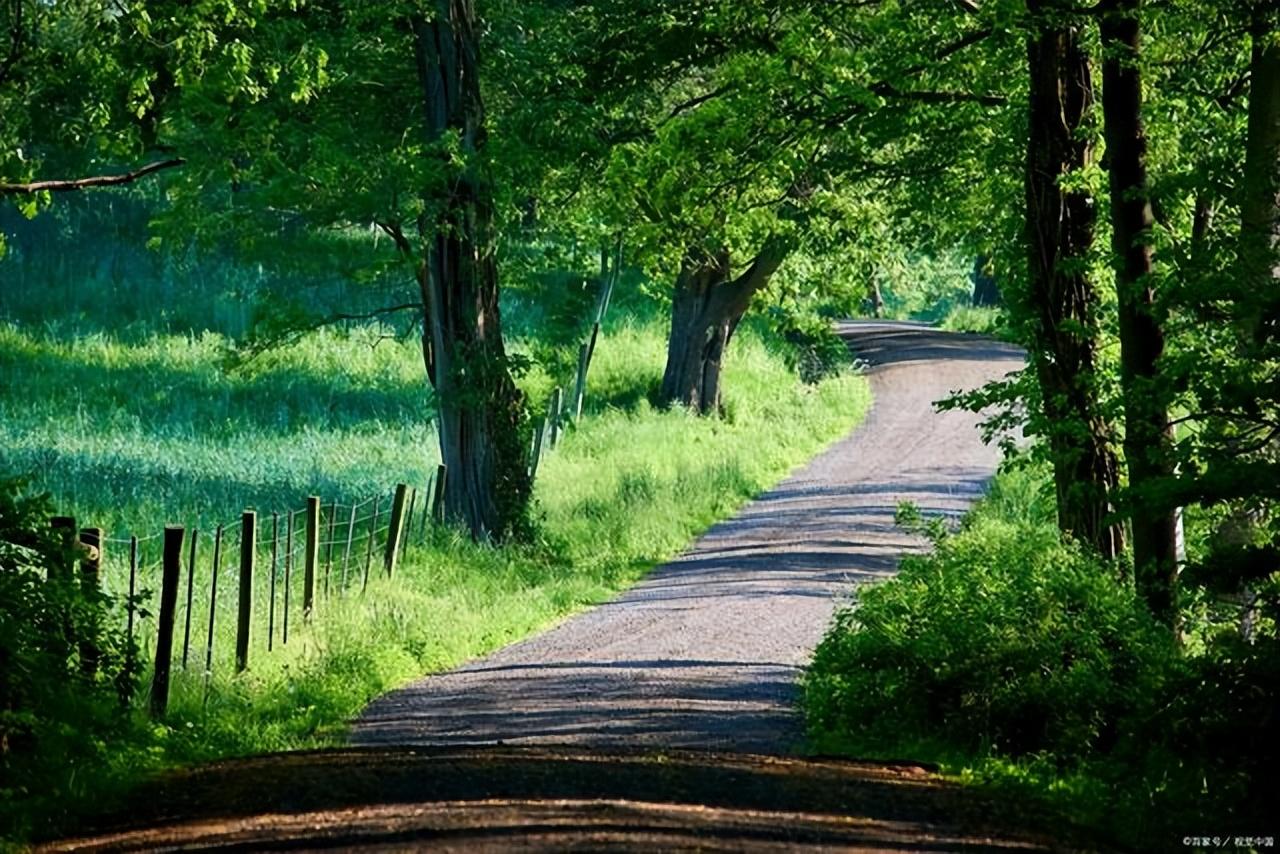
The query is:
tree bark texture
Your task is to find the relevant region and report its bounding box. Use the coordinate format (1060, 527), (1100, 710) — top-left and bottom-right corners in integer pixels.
(1100, 0), (1179, 626)
(411, 1), (531, 541)
(1241, 13), (1280, 339)
(1025, 1), (1126, 559)
(660, 240), (789, 414)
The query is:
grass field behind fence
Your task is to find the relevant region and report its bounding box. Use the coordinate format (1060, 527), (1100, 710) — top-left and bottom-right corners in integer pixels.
(1, 268), (872, 838)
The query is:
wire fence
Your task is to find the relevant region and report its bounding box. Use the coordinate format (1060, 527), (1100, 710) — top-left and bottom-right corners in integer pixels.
(60, 471), (445, 717)
(43, 264), (620, 718)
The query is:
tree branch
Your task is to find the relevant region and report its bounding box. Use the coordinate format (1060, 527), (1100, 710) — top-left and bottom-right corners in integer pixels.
(0, 158), (185, 195)
(376, 220), (414, 256)
(233, 302), (424, 366)
(666, 84), (734, 122)
(899, 27), (995, 77)
(869, 82), (1007, 106)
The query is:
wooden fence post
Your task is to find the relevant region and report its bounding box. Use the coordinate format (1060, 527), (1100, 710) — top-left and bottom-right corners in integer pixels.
(282, 511), (294, 645)
(78, 527), (102, 676)
(432, 464), (448, 522)
(268, 514), (278, 651)
(150, 526), (184, 718)
(549, 387), (563, 448)
(586, 321), (601, 372)
(204, 526), (222, 688)
(235, 511), (255, 673)
(419, 474), (433, 539)
(127, 535), (139, 651)
(403, 489), (418, 549)
(304, 497), (319, 618)
(572, 342), (590, 422)
(341, 503), (357, 592)
(530, 418), (545, 480)
(384, 484), (408, 577)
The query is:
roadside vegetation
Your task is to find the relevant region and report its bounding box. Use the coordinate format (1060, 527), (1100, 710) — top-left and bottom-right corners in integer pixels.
(804, 467), (1276, 852)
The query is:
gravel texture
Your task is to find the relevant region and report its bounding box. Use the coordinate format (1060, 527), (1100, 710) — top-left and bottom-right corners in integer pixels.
(352, 322), (1025, 754)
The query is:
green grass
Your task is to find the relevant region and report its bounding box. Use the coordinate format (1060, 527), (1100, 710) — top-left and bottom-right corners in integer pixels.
(936, 304), (1005, 336)
(1, 290), (870, 840)
(0, 323), (436, 534)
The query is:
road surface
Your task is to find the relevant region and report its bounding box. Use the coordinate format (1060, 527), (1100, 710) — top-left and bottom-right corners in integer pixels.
(46, 323), (1090, 853)
(352, 321), (1024, 753)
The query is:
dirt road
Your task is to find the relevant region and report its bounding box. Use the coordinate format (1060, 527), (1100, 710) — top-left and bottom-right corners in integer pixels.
(352, 321), (1024, 753)
(46, 323), (1078, 852)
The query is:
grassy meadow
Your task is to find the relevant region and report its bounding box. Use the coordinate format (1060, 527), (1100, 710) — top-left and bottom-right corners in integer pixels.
(0, 232), (871, 839)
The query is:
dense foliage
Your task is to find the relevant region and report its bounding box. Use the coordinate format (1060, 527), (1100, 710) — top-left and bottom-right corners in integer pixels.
(805, 470), (1277, 848)
(0, 479), (140, 826)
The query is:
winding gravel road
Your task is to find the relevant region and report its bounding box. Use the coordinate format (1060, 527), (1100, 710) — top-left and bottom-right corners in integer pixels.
(353, 321), (1024, 754)
(48, 323), (1090, 853)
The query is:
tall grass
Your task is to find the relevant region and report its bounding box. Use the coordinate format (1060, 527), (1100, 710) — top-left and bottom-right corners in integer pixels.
(0, 324), (435, 535)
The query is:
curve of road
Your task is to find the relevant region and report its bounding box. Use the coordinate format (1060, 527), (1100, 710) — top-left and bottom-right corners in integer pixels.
(353, 321), (1025, 754)
(48, 323), (1076, 853)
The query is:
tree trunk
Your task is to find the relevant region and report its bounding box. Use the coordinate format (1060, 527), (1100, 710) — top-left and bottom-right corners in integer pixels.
(1191, 194), (1216, 260)
(1240, 12), (1280, 338)
(411, 2), (531, 541)
(660, 239), (789, 414)
(1025, 0), (1126, 559)
(971, 255), (1000, 307)
(1206, 12), (1280, 630)
(1100, 0), (1180, 627)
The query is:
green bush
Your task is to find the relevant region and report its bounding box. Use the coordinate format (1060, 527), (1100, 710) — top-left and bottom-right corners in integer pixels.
(762, 306), (852, 384)
(804, 468), (1275, 849)
(0, 479), (139, 836)
(805, 509), (1178, 763)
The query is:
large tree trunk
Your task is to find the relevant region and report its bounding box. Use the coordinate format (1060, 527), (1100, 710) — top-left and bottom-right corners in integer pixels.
(1025, 0), (1126, 559)
(1240, 11), (1280, 333)
(1206, 11), (1280, 633)
(660, 239), (789, 414)
(1100, 0), (1180, 626)
(411, 2), (531, 541)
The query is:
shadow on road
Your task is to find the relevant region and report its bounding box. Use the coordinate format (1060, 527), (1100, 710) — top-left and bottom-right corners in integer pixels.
(43, 747), (1092, 852)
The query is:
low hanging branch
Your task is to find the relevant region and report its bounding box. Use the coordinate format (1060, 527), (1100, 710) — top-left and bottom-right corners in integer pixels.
(0, 158), (185, 195)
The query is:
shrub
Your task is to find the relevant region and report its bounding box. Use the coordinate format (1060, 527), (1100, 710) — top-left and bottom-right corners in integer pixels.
(804, 469), (1275, 849)
(761, 306), (852, 384)
(804, 514), (1179, 763)
(0, 478), (138, 836)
